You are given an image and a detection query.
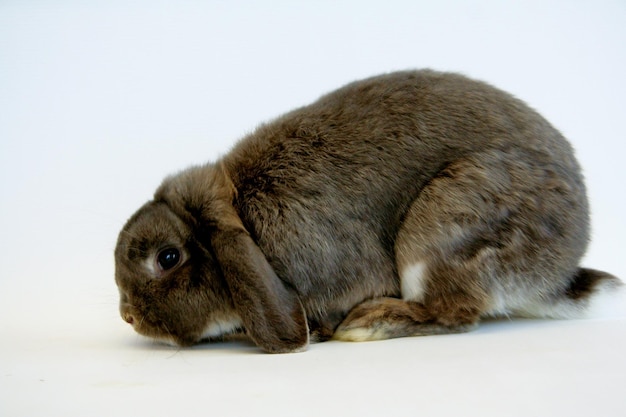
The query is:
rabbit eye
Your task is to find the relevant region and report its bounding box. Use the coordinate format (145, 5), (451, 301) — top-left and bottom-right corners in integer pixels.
(157, 247), (181, 271)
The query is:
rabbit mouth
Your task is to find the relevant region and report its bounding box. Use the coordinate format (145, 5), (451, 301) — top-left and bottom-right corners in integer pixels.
(130, 317), (189, 347)
(120, 304), (176, 343)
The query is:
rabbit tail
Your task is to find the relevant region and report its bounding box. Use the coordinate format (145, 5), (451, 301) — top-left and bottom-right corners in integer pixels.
(536, 268), (623, 319)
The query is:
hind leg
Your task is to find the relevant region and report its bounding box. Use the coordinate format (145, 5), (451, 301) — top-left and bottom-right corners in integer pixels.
(335, 151), (590, 342)
(333, 258), (489, 341)
(335, 158), (501, 341)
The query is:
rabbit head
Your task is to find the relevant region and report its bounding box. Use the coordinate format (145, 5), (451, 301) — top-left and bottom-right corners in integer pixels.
(114, 163), (309, 353)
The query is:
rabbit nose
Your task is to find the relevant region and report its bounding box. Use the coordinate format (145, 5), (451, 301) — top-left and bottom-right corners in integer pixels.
(123, 313), (135, 325)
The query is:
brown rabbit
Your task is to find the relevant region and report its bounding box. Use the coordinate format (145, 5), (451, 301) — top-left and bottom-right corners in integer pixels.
(115, 70), (620, 353)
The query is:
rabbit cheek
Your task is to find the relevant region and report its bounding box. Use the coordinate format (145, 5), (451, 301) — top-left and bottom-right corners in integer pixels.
(150, 293), (212, 345)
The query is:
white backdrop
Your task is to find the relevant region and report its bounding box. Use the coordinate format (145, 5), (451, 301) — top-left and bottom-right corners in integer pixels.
(1, 1), (625, 416)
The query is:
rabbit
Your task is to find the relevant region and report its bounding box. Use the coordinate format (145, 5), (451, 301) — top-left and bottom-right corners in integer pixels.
(115, 69), (621, 353)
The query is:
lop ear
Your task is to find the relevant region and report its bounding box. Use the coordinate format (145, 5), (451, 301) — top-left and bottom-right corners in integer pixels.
(211, 226), (309, 353)
(157, 163), (309, 353)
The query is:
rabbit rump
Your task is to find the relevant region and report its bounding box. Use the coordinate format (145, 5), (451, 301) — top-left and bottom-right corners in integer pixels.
(115, 70), (620, 353)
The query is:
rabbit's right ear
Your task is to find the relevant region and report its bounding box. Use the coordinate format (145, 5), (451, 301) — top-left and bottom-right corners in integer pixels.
(157, 164), (309, 353)
(207, 165), (309, 353)
(210, 225), (309, 353)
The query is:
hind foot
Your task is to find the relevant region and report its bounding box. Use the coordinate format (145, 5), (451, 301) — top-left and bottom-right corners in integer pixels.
(333, 297), (478, 342)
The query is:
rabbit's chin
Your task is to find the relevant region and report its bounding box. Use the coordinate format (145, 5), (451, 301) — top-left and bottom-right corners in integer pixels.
(135, 315), (245, 348)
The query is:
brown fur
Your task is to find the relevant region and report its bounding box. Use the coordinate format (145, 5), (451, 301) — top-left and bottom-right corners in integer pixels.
(115, 70), (620, 353)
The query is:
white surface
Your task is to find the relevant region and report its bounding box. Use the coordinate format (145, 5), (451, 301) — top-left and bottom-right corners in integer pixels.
(1, 1), (625, 416)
